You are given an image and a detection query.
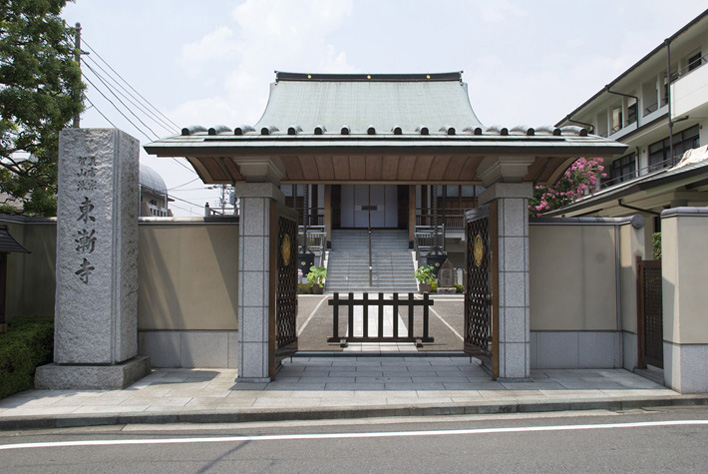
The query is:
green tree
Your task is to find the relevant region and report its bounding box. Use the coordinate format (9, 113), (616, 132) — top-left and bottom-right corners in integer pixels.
(0, 0), (84, 216)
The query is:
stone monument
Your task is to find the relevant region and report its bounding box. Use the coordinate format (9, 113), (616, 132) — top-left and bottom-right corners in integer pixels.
(436, 258), (457, 294)
(35, 129), (150, 389)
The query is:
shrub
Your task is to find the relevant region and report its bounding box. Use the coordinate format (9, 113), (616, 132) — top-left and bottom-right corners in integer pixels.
(528, 157), (606, 216)
(298, 282), (314, 294)
(652, 232), (662, 260)
(415, 265), (436, 284)
(430, 282), (438, 293)
(454, 283), (464, 294)
(306, 266), (327, 287)
(0, 317), (53, 399)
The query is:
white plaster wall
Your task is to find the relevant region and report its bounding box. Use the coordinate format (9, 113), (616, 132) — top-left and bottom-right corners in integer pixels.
(529, 224), (617, 331)
(671, 62), (708, 119)
(661, 213), (708, 344)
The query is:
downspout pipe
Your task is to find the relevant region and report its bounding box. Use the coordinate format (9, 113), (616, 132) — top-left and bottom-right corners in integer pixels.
(666, 38), (675, 166)
(605, 85), (639, 127)
(614, 224), (622, 367)
(605, 85), (639, 103)
(562, 115), (594, 134)
(617, 199), (661, 216)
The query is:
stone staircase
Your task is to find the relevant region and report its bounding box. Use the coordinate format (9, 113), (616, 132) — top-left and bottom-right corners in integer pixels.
(325, 229), (418, 293)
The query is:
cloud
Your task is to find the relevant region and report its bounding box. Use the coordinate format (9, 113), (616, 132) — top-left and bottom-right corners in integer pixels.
(179, 26), (239, 72)
(473, 0), (527, 23)
(175, 0), (357, 125)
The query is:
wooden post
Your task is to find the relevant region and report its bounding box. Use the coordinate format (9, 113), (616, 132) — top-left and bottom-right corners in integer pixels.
(347, 292), (354, 339)
(636, 256), (647, 369)
(332, 293), (340, 340)
(377, 293), (384, 338)
(324, 185), (332, 248)
(268, 201), (278, 379)
(0, 253), (6, 333)
(408, 185), (416, 248)
(393, 293), (399, 338)
(408, 292), (414, 339)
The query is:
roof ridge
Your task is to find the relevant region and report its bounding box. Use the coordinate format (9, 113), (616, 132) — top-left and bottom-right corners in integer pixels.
(274, 71), (463, 82)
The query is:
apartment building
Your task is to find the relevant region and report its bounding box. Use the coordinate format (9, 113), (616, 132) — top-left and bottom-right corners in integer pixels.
(552, 9), (708, 245)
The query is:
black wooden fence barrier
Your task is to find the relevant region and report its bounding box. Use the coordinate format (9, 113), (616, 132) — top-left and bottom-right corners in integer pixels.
(327, 292), (434, 345)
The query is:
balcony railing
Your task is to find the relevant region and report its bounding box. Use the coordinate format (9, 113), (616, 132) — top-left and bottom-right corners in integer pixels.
(298, 226), (327, 267)
(414, 225), (444, 263)
(415, 208), (466, 231)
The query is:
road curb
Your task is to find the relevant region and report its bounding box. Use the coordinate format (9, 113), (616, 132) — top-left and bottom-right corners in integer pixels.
(2, 395), (707, 431)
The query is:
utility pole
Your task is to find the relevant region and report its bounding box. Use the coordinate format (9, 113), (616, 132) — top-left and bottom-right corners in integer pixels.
(73, 22), (82, 128)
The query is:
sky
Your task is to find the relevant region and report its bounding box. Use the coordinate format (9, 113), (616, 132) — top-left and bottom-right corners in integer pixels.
(60, 0), (708, 216)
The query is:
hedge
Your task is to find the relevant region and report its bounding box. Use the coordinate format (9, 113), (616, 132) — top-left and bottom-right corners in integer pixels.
(0, 317), (54, 399)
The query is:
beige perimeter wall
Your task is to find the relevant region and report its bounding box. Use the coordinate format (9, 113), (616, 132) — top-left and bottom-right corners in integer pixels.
(529, 224), (618, 331)
(661, 213), (708, 344)
(3, 218), (57, 318)
(138, 219), (238, 331)
(2, 217), (239, 332)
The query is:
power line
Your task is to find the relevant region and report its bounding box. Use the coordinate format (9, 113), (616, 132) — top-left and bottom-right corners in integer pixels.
(83, 95), (118, 129)
(82, 53), (177, 135)
(82, 38), (181, 130)
(168, 176), (201, 190)
(76, 34), (199, 177)
(82, 61), (160, 140)
(81, 73), (154, 142)
(170, 158), (198, 175)
(169, 193), (211, 208)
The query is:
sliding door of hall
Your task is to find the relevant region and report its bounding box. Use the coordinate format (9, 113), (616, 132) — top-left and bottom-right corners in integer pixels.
(340, 185), (398, 228)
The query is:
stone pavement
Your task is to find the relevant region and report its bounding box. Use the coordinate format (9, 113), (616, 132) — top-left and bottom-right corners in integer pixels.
(2, 354), (706, 431)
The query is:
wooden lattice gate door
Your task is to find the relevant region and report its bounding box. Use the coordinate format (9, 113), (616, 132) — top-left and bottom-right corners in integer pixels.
(464, 203), (499, 379)
(637, 258), (663, 369)
(273, 210), (298, 375)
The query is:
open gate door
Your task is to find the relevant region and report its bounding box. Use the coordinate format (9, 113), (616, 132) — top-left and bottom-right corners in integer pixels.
(272, 205), (299, 377)
(464, 203), (499, 379)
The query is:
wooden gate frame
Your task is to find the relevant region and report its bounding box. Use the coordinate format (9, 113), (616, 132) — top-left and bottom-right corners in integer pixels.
(636, 256), (663, 369)
(269, 202), (299, 378)
(464, 202), (499, 380)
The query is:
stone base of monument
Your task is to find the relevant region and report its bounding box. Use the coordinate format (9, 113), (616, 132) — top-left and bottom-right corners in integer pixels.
(436, 287), (457, 294)
(34, 356), (151, 390)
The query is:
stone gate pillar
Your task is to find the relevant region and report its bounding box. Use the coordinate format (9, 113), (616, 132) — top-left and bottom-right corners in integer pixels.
(478, 157), (534, 379)
(661, 207), (708, 393)
(35, 129), (150, 390)
(235, 182), (285, 382)
(232, 155), (288, 382)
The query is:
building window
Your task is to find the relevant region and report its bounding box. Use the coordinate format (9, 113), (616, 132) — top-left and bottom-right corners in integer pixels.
(627, 99), (637, 125)
(648, 125), (700, 171)
(687, 51), (703, 72)
(606, 153), (637, 186)
(610, 106), (623, 134)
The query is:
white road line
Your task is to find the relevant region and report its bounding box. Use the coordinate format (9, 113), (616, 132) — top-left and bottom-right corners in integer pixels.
(2, 420), (707, 451)
(297, 295), (329, 336)
(429, 306), (463, 341)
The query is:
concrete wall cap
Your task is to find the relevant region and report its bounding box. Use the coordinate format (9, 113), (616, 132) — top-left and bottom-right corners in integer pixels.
(661, 207), (708, 218)
(532, 214), (644, 228)
(138, 216), (239, 225)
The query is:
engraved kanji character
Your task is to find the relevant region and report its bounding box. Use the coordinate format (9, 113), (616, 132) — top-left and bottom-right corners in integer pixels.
(75, 258), (95, 284)
(75, 229), (97, 254)
(77, 196), (96, 223)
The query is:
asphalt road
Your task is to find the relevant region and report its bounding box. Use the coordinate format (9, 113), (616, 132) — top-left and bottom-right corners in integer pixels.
(2, 407), (708, 473)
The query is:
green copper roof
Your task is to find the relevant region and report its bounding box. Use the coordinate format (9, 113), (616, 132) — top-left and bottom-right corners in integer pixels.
(253, 71), (484, 135)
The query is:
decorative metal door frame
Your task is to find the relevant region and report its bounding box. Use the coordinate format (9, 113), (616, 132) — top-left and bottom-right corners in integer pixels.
(270, 203), (299, 377)
(636, 257), (663, 369)
(464, 202), (499, 379)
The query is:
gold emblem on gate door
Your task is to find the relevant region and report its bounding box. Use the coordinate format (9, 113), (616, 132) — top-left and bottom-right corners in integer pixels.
(473, 234), (484, 268)
(281, 234), (292, 266)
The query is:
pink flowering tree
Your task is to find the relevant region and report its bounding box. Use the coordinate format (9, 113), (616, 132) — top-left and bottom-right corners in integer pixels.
(528, 157), (606, 216)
